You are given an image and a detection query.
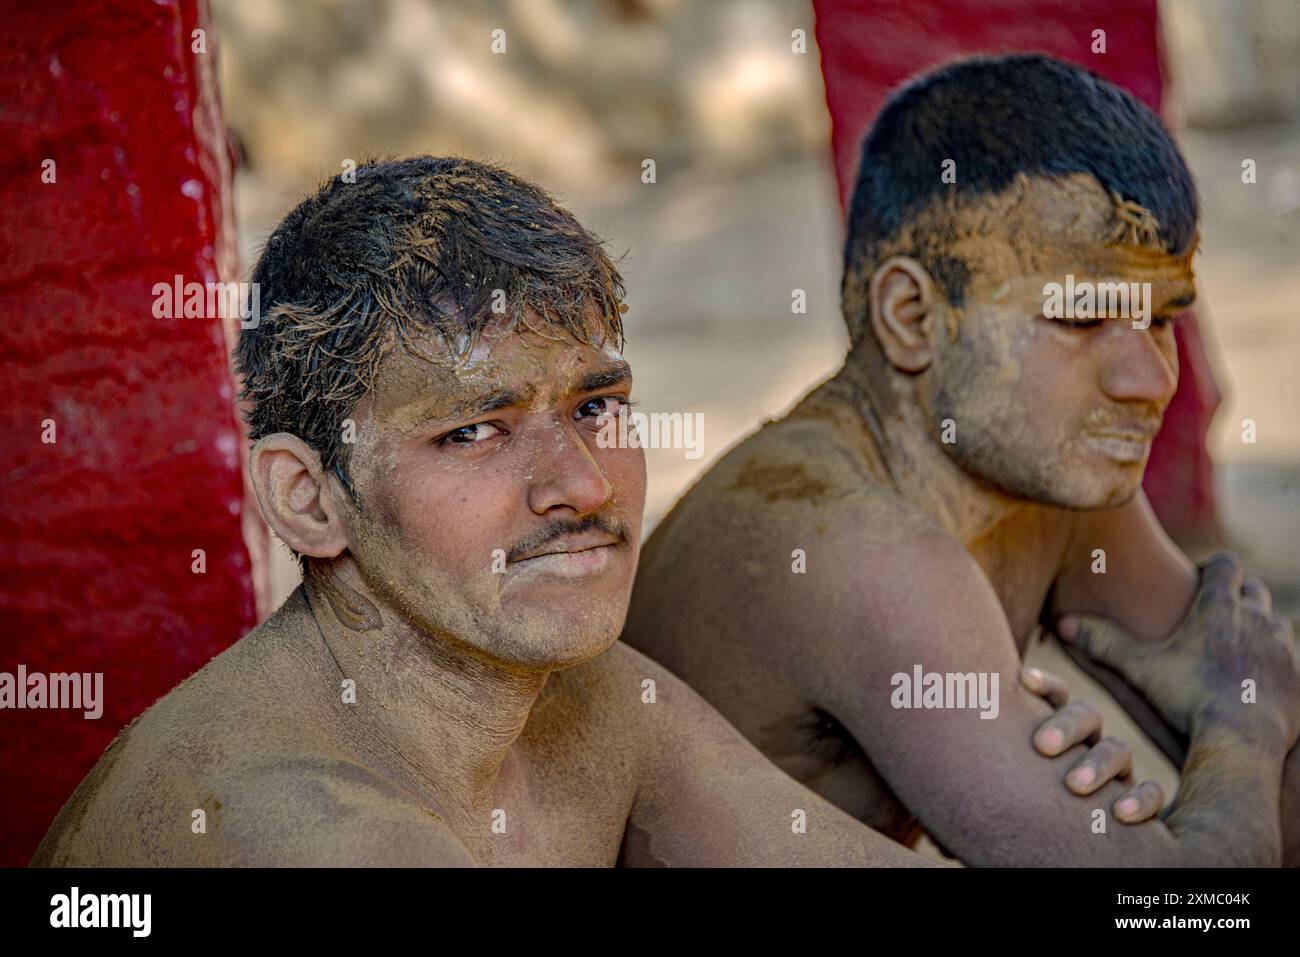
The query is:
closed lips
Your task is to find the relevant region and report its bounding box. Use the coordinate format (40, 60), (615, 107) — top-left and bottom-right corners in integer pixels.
(511, 532), (620, 564)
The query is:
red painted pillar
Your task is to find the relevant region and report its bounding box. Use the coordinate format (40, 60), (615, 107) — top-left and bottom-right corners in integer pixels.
(812, 0), (1221, 541)
(0, 0), (257, 864)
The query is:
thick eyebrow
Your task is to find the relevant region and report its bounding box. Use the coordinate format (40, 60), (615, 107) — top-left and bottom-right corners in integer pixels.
(439, 387), (530, 423)
(428, 360), (630, 424)
(573, 360), (632, 395)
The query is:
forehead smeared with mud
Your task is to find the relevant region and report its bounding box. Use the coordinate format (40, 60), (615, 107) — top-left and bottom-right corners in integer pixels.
(901, 172), (1197, 306)
(235, 155), (627, 493)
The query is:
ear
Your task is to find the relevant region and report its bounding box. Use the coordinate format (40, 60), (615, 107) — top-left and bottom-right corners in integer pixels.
(869, 256), (939, 373)
(249, 434), (349, 560)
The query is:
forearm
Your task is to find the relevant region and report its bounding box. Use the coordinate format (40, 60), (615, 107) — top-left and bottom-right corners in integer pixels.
(1163, 719), (1285, 867)
(885, 722), (1282, 867)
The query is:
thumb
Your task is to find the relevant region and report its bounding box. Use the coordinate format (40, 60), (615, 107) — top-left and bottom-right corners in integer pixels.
(1056, 613), (1152, 684)
(1193, 552), (1243, 616)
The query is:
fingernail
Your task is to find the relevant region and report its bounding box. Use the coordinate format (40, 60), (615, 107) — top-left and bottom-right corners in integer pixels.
(1024, 667), (1043, 686)
(1116, 798), (1139, 818)
(1056, 617), (1078, 641)
(1038, 728), (1063, 752)
(1071, 766), (1095, 789)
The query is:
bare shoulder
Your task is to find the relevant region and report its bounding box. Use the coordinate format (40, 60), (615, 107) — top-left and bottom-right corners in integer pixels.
(636, 398), (969, 637)
(31, 616), (444, 866)
(642, 389), (946, 581)
(654, 401), (874, 530)
(34, 717), (473, 866)
(31, 632), (270, 866)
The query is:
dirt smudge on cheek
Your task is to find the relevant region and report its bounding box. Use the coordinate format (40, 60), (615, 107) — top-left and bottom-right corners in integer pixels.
(931, 299), (1024, 440)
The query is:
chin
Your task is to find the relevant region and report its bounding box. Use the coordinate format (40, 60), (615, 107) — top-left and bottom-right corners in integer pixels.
(496, 596), (628, 670)
(510, 625), (621, 671)
(975, 451), (1139, 511)
(1044, 469), (1144, 511)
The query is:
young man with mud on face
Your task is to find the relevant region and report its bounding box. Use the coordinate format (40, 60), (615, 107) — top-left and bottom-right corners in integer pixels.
(33, 156), (946, 867)
(623, 54), (1300, 866)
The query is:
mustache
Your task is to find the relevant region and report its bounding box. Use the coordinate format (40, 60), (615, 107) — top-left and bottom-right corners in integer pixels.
(505, 514), (629, 563)
(1080, 405), (1164, 432)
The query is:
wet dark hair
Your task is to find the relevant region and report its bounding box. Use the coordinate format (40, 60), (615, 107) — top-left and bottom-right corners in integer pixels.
(235, 155), (626, 498)
(842, 53), (1198, 342)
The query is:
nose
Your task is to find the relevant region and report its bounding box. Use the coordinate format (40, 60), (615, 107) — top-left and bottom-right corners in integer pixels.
(525, 418), (613, 517)
(1098, 326), (1178, 407)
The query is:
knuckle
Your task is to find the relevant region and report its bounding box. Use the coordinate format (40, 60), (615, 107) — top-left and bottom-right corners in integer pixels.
(1098, 735), (1129, 757)
(1206, 552), (1241, 576)
(1075, 699), (1103, 724)
(1058, 701), (1086, 725)
(1200, 554), (1243, 601)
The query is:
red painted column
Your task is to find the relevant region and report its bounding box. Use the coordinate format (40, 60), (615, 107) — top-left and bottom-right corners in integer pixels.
(812, 0), (1221, 541)
(0, 0), (256, 864)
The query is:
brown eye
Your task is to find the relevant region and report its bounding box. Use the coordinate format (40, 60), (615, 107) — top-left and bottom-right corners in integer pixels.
(576, 397), (625, 421)
(440, 423), (503, 446)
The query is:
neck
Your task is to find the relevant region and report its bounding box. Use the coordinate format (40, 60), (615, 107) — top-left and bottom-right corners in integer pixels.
(832, 351), (1031, 549)
(297, 561), (546, 826)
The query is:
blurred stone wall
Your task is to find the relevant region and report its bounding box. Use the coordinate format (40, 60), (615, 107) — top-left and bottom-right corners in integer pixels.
(214, 0), (829, 245)
(1162, 0), (1300, 128)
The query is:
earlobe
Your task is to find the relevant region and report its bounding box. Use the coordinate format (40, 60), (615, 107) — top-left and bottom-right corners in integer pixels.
(869, 256), (937, 373)
(249, 434), (348, 560)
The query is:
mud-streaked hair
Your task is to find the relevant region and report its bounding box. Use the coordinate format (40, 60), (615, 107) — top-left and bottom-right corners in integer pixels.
(235, 156), (626, 497)
(842, 53), (1198, 343)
